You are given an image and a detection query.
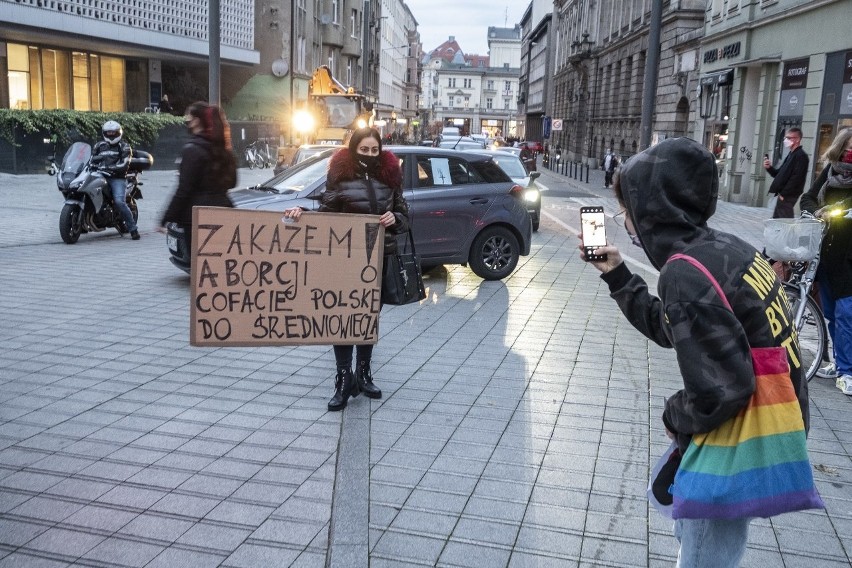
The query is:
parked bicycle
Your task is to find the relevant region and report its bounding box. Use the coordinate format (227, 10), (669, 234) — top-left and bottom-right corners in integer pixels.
(764, 208), (851, 382)
(243, 140), (271, 169)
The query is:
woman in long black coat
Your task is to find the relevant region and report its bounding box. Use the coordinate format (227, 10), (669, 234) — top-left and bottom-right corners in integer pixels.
(158, 102), (237, 250)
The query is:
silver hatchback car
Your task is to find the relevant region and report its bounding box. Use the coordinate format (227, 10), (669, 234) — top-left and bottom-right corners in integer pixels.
(167, 146), (532, 280)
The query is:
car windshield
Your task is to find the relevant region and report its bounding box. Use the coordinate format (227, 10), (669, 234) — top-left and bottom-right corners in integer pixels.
(490, 155), (527, 178)
(295, 146), (335, 163)
(268, 155), (330, 194)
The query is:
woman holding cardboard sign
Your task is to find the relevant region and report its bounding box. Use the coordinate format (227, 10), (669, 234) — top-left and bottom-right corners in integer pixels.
(284, 127), (410, 411)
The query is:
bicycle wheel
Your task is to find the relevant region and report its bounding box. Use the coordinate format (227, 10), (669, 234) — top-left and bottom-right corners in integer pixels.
(783, 284), (827, 383)
(253, 152), (265, 169)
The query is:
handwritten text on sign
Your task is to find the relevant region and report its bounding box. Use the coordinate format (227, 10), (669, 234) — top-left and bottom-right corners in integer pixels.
(190, 207), (384, 346)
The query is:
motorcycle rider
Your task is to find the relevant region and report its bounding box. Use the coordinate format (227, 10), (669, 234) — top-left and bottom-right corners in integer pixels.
(93, 120), (139, 240)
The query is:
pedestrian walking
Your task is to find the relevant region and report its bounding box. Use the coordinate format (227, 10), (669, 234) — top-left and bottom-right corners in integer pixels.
(763, 127), (809, 218)
(157, 102), (237, 250)
(799, 127), (852, 394)
(582, 137), (820, 567)
(602, 148), (618, 188)
(283, 127), (411, 411)
(159, 94), (174, 114)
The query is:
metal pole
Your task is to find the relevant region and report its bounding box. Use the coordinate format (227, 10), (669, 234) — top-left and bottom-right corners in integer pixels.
(209, 0), (221, 105)
(639, 0), (662, 150)
(289, 0), (296, 144)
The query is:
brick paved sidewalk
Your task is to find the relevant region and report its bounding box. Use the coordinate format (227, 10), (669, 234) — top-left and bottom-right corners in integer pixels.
(0, 168), (849, 567)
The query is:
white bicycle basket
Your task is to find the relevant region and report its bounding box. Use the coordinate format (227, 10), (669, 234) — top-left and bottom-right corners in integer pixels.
(763, 218), (824, 261)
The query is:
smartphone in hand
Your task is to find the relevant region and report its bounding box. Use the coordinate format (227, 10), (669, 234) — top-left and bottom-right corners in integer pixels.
(580, 206), (607, 261)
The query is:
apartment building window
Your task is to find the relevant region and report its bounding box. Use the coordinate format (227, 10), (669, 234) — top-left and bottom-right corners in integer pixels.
(448, 78), (456, 87)
(463, 78), (471, 88)
(7, 43), (124, 111)
(504, 80), (511, 93)
(464, 97), (469, 108)
(487, 98), (493, 109)
(297, 37), (307, 72)
(351, 9), (359, 37)
(504, 98), (510, 109)
(487, 80), (494, 90)
(347, 59), (352, 86)
(332, 0), (340, 24)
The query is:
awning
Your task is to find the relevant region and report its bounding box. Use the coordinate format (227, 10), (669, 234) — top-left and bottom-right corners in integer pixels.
(699, 69), (734, 87)
(731, 56), (782, 69)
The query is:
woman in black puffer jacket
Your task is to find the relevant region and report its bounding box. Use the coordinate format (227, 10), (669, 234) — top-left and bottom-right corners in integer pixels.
(285, 128), (410, 411)
(158, 102), (237, 249)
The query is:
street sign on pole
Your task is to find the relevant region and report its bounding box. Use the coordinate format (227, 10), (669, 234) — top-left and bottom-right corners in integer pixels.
(552, 119), (563, 131)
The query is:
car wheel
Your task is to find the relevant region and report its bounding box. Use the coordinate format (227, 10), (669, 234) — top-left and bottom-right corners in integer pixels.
(468, 226), (519, 280)
(532, 215), (540, 232)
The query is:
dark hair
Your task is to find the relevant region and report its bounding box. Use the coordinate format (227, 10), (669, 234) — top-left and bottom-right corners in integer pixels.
(612, 168), (624, 206)
(186, 101), (233, 151)
(787, 127), (803, 140)
(186, 101), (235, 177)
(348, 127), (382, 155)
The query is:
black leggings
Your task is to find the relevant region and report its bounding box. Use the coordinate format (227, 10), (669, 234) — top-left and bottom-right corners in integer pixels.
(333, 344), (374, 368)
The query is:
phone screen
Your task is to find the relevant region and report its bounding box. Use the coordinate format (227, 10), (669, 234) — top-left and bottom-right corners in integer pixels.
(581, 211), (607, 247)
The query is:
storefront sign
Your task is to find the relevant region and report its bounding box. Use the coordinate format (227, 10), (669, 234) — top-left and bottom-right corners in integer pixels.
(779, 58), (809, 119)
(781, 58), (810, 90)
(703, 42), (741, 64)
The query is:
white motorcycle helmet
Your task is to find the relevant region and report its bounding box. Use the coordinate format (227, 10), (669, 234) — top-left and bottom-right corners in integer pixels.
(102, 120), (123, 145)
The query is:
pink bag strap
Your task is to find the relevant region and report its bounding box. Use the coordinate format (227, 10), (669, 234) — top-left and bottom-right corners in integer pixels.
(667, 253), (733, 312)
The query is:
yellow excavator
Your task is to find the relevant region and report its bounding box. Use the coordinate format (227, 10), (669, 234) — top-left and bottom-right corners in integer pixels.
(292, 66), (373, 145)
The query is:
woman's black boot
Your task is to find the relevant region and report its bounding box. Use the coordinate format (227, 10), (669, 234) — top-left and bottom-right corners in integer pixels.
(328, 367), (356, 411)
(355, 361), (382, 399)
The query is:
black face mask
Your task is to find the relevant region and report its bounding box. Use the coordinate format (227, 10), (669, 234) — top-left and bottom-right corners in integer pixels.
(356, 155), (380, 174)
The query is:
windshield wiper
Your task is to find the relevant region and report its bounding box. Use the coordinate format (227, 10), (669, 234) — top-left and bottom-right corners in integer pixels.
(248, 184), (280, 193)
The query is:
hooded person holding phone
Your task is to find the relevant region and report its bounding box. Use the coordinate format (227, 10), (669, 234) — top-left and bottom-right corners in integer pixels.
(581, 137), (809, 567)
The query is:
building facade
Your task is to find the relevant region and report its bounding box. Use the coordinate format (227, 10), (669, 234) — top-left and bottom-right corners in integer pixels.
(0, 0), (258, 113)
(420, 29), (521, 139)
(550, 0), (704, 165)
(518, 0), (554, 144)
(696, 0), (852, 205)
(377, 0), (420, 139)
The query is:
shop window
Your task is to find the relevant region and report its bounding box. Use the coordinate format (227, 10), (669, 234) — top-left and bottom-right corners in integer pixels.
(699, 83), (731, 120)
(6, 44), (122, 111)
(42, 49), (71, 109)
(7, 44), (31, 109)
(73, 52), (91, 110)
(99, 56), (125, 112)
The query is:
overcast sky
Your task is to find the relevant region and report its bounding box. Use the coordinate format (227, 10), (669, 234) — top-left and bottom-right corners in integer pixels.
(405, 1), (529, 55)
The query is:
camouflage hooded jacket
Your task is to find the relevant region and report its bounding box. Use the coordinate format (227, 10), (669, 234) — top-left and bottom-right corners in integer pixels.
(600, 138), (808, 452)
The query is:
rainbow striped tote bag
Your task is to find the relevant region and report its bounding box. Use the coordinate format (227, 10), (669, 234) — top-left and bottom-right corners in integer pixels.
(667, 254), (824, 520)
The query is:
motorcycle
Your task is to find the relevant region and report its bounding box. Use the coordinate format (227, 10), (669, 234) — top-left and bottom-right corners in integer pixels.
(56, 142), (153, 244)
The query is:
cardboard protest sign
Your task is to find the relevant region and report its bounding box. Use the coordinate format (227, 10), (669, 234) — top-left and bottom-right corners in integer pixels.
(190, 207), (384, 347)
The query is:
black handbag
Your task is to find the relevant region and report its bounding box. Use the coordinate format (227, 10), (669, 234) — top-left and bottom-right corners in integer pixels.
(382, 230), (426, 305)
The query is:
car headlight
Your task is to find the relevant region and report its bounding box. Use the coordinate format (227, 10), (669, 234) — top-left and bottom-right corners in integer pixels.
(524, 188), (540, 203)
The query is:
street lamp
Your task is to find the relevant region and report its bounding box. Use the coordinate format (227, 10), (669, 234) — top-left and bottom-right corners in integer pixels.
(570, 32), (594, 59)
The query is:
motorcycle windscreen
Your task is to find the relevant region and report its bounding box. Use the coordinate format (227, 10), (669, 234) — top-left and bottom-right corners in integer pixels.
(61, 142), (92, 175)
